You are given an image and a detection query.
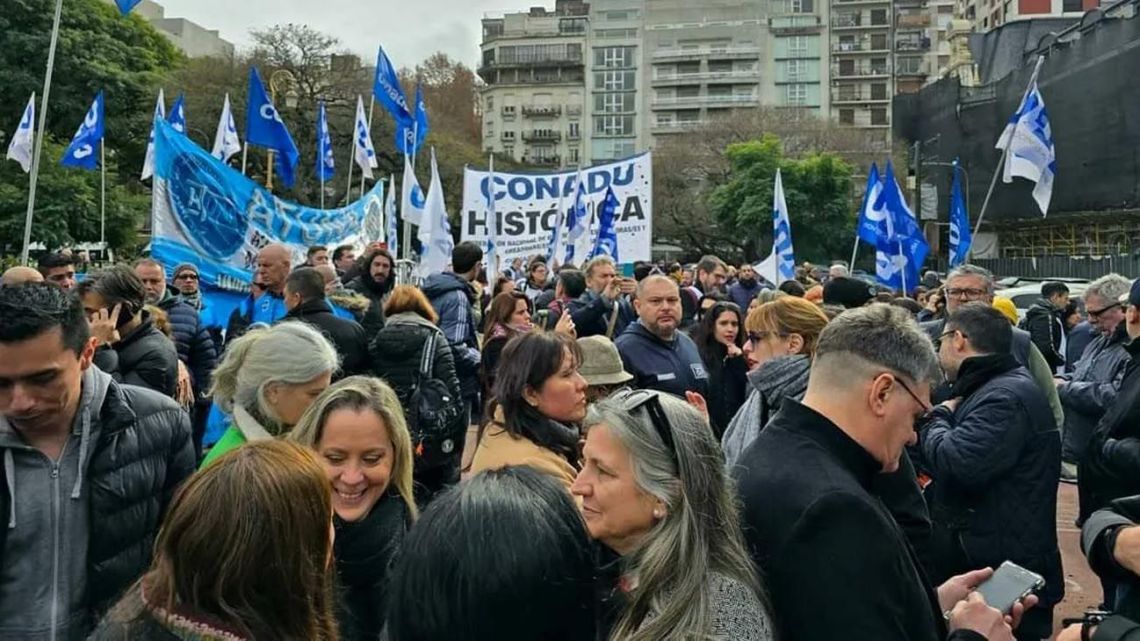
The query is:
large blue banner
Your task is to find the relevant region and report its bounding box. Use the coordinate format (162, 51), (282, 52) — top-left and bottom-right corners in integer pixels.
(151, 120), (385, 291)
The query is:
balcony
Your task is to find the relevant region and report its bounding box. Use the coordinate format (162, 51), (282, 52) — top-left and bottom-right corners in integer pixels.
(832, 63), (892, 79)
(831, 88), (891, 104)
(522, 130), (562, 142)
(652, 46), (762, 61)
(834, 0), (891, 5)
(769, 15), (823, 33)
(895, 36), (932, 51)
(651, 70), (761, 86)
(652, 120), (706, 134)
(501, 106), (517, 117)
(524, 155), (561, 167)
(896, 59), (931, 77)
(650, 94), (758, 109)
(500, 132), (516, 141)
(896, 13), (932, 28)
(831, 40), (891, 54)
(522, 104), (562, 117)
(831, 14), (891, 29)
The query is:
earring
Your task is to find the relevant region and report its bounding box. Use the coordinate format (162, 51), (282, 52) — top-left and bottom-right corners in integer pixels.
(653, 509), (665, 520)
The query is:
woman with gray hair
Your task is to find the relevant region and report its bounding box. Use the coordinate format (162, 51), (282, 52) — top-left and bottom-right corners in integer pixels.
(200, 322), (340, 467)
(572, 389), (773, 641)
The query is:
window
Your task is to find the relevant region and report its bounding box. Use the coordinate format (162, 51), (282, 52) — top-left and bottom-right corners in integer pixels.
(504, 144), (515, 157)
(593, 116), (634, 136)
(790, 0), (814, 12)
(656, 113), (674, 125)
(560, 18), (587, 34)
(1062, 0), (1081, 10)
(871, 34), (888, 50)
(595, 28), (639, 39)
(502, 105), (516, 116)
(595, 92), (635, 113)
(569, 148), (580, 164)
(787, 35), (809, 58)
(502, 130), (515, 140)
(786, 59), (806, 81)
(486, 122), (495, 138)
(708, 61), (733, 73)
(595, 46), (635, 68)
(785, 84), (807, 105)
(871, 9), (888, 24)
(486, 96), (494, 111)
(871, 108), (888, 125)
(568, 122), (580, 139)
(499, 44), (582, 64)
(594, 71), (636, 90)
(871, 83), (887, 100)
(839, 109), (854, 125)
(592, 139), (636, 161)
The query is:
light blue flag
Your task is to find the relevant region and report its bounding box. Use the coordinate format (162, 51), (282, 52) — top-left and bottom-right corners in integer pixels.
(772, 169), (796, 283)
(396, 84), (429, 156)
(386, 174), (399, 255)
(168, 94), (187, 134)
(61, 91), (105, 171)
(245, 67), (300, 189)
(995, 57), (1054, 216)
(115, 0), (142, 14)
(6, 94), (35, 173)
(564, 173), (588, 264)
(589, 187), (621, 262)
(372, 46), (413, 126)
(949, 159), (971, 268)
(873, 162), (929, 293)
(855, 163), (885, 246)
(315, 101), (335, 181)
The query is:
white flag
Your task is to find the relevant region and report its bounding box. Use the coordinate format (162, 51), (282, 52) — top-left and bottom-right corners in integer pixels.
(211, 93), (243, 163)
(772, 169), (796, 284)
(140, 89), (165, 180)
(6, 94), (35, 173)
(995, 57), (1054, 216)
(401, 152), (426, 227)
(417, 148), (454, 277)
(354, 95), (378, 180)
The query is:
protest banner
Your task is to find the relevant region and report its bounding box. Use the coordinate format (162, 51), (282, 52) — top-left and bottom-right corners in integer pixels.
(461, 153), (652, 265)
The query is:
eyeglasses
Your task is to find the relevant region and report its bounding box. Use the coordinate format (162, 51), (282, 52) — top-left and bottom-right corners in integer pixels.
(938, 329), (968, 342)
(611, 388), (678, 469)
(1088, 303), (1121, 319)
(945, 288), (988, 300)
(890, 373), (933, 415)
(748, 330), (788, 344)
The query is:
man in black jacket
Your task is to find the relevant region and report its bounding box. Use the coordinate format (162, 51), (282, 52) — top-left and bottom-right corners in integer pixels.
(78, 266), (180, 398)
(735, 304), (1025, 641)
(345, 246), (394, 337)
(283, 268), (370, 378)
(918, 303), (1062, 639)
(569, 256), (635, 339)
(1020, 281), (1069, 373)
(0, 283), (195, 638)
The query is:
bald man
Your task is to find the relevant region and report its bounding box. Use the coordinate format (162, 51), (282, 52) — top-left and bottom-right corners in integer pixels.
(224, 244), (293, 348)
(1, 266), (45, 286)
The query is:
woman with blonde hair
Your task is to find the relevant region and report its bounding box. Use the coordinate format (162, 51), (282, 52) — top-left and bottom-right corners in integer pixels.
(371, 285), (464, 503)
(291, 376), (417, 641)
(90, 440), (339, 641)
(573, 390), (773, 640)
(722, 296), (829, 467)
(200, 322), (339, 467)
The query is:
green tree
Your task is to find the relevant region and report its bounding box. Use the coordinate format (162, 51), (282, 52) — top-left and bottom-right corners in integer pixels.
(709, 134), (855, 263)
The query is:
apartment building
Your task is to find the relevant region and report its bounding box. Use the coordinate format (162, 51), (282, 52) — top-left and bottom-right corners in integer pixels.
(587, 0), (646, 161)
(765, 0), (831, 116)
(829, 0), (894, 131)
(478, 1), (590, 168)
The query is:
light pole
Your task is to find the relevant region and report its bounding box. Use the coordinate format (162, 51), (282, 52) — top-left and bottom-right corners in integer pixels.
(266, 69), (298, 191)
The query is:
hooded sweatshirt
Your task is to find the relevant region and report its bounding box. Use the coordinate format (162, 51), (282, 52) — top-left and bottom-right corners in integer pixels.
(0, 367), (110, 641)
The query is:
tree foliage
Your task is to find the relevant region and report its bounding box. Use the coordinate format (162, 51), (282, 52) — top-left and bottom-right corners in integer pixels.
(708, 134), (856, 264)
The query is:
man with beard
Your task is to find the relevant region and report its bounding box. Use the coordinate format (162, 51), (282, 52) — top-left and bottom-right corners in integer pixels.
(615, 275), (709, 398)
(682, 255), (728, 327)
(345, 247), (395, 337)
(728, 262), (766, 310)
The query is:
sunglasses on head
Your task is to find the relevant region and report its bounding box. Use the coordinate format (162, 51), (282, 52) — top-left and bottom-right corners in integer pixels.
(611, 388), (678, 468)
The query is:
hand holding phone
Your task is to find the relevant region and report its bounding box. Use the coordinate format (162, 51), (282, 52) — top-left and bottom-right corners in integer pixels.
(974, 561), (1045, 616)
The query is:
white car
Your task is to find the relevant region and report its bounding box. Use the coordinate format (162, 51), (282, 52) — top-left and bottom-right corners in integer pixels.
(998, 282), (1088, 323)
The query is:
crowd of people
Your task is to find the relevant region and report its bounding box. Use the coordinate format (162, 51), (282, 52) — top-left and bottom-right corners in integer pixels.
(4, 243), (1140, 641)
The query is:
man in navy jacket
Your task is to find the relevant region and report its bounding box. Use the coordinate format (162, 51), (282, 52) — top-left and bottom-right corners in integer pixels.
(615, 275), (708, 399)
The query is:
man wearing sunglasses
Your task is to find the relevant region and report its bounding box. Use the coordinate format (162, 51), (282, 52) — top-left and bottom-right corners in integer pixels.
(920, 264), (1064, 447)
(736, 304), (1031, 641)
(917, 303), (1062, 641)
(1056, 274), (1131, 484)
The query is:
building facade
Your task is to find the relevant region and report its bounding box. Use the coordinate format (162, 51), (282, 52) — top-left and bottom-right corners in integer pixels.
(828, 0), (895, 130)
(765, 0), (832, 117)
(107, 0), (234, 59)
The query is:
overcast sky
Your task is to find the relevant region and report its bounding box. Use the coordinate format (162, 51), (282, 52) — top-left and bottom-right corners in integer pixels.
(158, 0), (514, 70)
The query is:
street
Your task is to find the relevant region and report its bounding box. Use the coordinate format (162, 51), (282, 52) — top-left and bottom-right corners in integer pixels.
(1055, 482), (1102, 636)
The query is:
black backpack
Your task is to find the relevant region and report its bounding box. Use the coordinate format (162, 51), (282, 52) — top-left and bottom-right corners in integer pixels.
(408, 332), (467, 469)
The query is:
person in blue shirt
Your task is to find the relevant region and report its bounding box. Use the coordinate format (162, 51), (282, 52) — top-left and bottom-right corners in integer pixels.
(615, 274), (709, 399)
(225, 244), (292, 349)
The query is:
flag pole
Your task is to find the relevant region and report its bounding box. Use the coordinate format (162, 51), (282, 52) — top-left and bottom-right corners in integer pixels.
(402, 123), (417, 262)
(100, 140), (106, 245)
(20, 0), (65, 265)
(320, 170), (326, 210)
(849, 238), (859, 273)
(898, 239), (907, 295)
(966, 56), (1046, 261)
(241, 146), (248, 176)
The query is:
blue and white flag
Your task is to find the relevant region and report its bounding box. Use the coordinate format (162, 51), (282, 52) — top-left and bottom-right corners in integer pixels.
(6, 94), (35, 173)
(772, 169), (796, 284)
(949, 159), (971, 268)
(168, 93), (187, 134)
(354, 95), (378, 180)
(545, 165), (566, 265)
(855, 162), (884, 246)
(565, 172), (588, 264)
(417, 148), (454, 277)
(61, 91), (105, 171)
(372, 46), (413, 125)
(245, 67), (300, 189)
(316, 101), (335, 181)
(211, 93), (242, 163)
(115, 0), (142, 15)
(141, 89), (165, 179)
(401, 152), (426, 226)
(485, 155), (500, 274)
(995, 57), (1054, 216)
(589, 187), (621, 262)
(397, 84), (429, 156)
(873, 162), (929, 292)
(386, 174), (399, 255)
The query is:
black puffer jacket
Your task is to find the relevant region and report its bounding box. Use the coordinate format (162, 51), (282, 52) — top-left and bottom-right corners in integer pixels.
(282, 299), (370, 378)
(1021, 297), (1065, 370)
(0, 376), (196, 614)
(917, 355), (1064, 611)
(157, 294), (217, 398)
(346, 273), (393, 337)
(93, 311), (180, 398)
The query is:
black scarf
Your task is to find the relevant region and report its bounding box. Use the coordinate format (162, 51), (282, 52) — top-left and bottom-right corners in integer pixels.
(333, 491), (409, 588)
(950, 352), (1020, 399)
